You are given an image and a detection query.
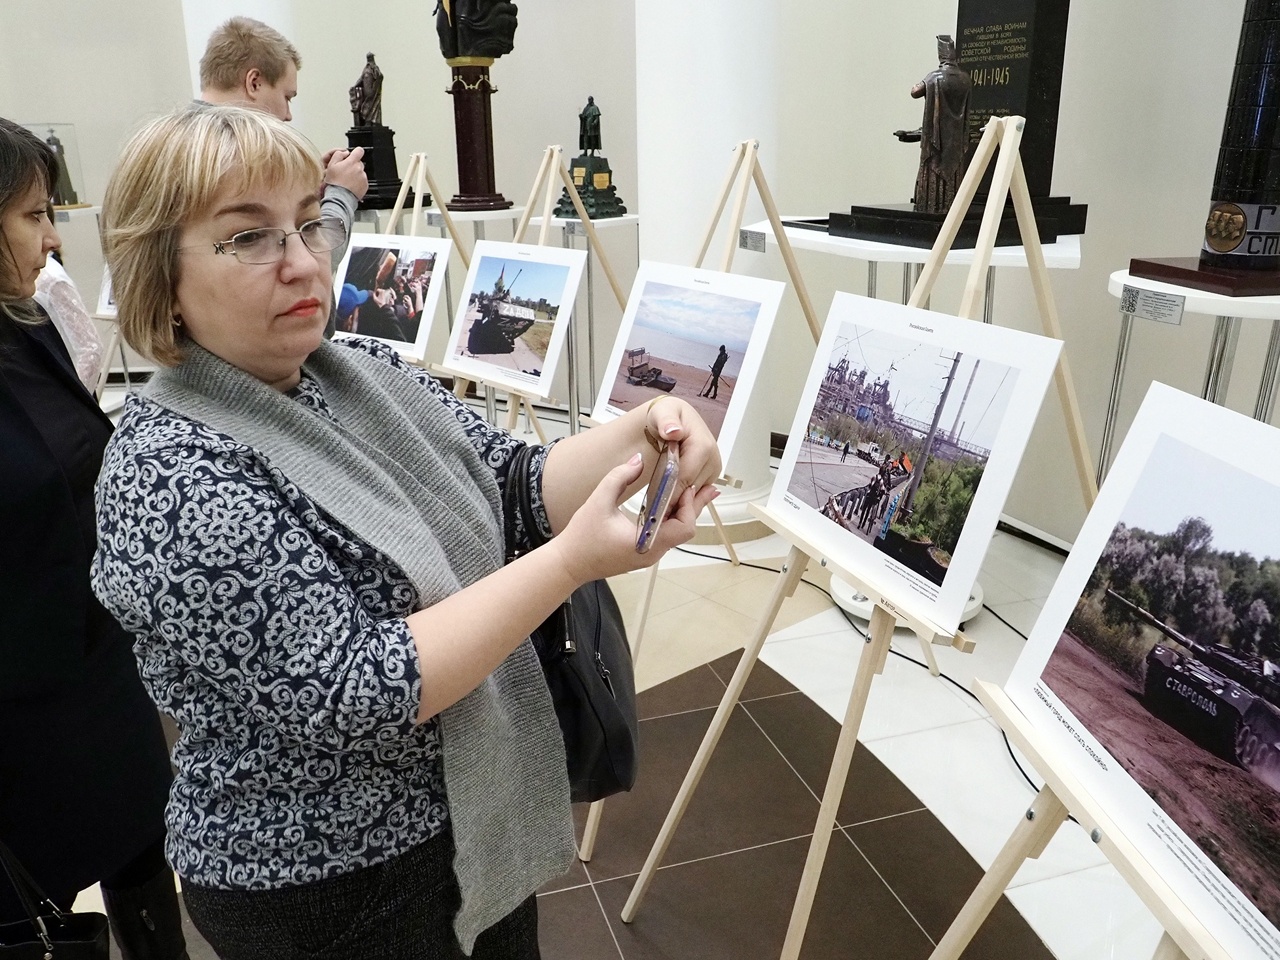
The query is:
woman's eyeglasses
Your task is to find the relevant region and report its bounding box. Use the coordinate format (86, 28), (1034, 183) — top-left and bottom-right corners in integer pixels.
(182, 217), (348, 265)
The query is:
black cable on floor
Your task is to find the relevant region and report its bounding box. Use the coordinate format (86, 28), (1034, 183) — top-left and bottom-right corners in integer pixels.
(670, 544), (1067, 810)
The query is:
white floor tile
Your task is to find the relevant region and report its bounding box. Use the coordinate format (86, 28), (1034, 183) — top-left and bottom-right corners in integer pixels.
(863, 719), (1110, 886)
(987, 598), (1045, 637)
(758, 630), (986, 741)
(1005, 865), (1165, 960)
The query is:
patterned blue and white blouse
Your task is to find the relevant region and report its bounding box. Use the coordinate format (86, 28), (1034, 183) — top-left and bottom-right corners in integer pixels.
(91, 337), (553, 890)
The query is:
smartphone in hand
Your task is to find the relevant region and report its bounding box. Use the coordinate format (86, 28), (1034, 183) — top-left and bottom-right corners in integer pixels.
(636, 443), (680, 554)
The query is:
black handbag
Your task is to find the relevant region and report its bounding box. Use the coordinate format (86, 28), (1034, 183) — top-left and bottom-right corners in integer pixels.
(0, 841), (109, 960)
(503, 445), (639, 803)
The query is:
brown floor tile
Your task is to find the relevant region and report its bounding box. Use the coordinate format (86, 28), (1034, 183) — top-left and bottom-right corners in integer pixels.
(636, 662), (727, 720)
(541, 849), (591, 894)
(537, 883), (622, 960)
(573, 705), (821, 882)
(593, 832), (936, 960)
(706, 650), (798, 701)
(743, 690), (925, 826)
(844, 811), (1054, 960)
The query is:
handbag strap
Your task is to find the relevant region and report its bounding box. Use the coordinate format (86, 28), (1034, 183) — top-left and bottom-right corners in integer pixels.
(503, 443), (549, 558)
(0, 838), (60, 950)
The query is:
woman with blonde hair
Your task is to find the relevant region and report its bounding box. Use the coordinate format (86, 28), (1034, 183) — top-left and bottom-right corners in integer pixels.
(93, 104), (720, 959)
(0, 116), (187, 959)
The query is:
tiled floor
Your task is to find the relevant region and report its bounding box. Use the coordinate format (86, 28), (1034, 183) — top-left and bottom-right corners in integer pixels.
(83, 394), (1169, 957)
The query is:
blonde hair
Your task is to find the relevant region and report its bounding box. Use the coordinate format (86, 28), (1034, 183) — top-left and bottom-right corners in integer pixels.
(100, 105), (322, 366)
(199, 16), (301, 92)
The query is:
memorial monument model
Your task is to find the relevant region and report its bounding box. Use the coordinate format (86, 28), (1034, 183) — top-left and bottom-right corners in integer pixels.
(808, 0), (1086, 249)
(345, 53), (413, 210)
(45, 129), (79, 207)
(553, 96), (628, 219)
(1131, 0), (1280, 295)
(435, 0), (518, 210)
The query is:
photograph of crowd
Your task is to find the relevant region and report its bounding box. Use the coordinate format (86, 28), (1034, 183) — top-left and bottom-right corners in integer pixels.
(332, 234), (451, 361)
(594, 263), (783, 460)
(1041, 434), (1280, 929)
(443, 241), (585, 397)
(785, 321), (1017, 588)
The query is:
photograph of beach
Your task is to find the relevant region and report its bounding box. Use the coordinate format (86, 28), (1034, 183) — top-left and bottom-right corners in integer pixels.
(595, 265), (784, 459)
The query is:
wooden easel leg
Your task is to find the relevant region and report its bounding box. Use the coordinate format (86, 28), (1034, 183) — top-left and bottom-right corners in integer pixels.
(778, 604), (896, 960)
(707, 501), (740, 566)
(927, 785), (1069, 960)
(1150, 931), (1190, 960)
(578, 798), (606, 862)
(536, 146), (562, 247)
(453, 376), (471, 400)
(515, 146), (555, 244)
(629, 563), (662, 664)
(621, 546), (808, 923)
(1007, 156), (1100, 506)
(750, 162), (823, 343)
(522, 397), (548, 444)
(693, 142), (748, 269)
(719, 141), (760, 272)
(556, 160), (627, 309)
(916, 633), (941, 677)
(505, 393), (520, 432)
(384, 154), (418, 235)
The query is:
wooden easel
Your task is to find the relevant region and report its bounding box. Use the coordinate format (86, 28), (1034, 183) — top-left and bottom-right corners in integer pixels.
(929, 683), (1228, 960)
(620, 116), (1097, 959)
(618, 503), (973, 935)
(626, 139), (824, 650)
(574, 141), (825, 863)
(385, 152), (470, 270)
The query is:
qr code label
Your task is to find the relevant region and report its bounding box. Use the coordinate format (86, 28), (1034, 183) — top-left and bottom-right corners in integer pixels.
(739, 229), (766, 253)
(1120, 284), (1184, 325)
(1119, 285), (1139, 314)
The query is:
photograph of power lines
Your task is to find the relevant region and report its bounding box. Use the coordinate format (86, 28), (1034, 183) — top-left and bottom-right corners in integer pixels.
(771, 293), (1060, 632)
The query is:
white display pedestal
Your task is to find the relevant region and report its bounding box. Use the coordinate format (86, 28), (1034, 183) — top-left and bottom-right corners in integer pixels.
(1099, 269), (1280, 477)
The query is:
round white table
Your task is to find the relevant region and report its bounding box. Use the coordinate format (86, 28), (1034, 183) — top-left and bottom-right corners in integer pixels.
(1100, 269), (1280, 476)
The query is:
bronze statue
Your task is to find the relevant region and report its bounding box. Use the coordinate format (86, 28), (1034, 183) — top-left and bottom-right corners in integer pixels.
(349, 53), (384, 128)
(434, 0), (519, 60)
(894, 35), (972, 214)
(45, 129), (79, 206)
(579, 96), (601, 154)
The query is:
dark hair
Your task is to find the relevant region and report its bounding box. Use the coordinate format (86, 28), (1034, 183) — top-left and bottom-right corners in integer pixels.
(0, 118), (58, 304)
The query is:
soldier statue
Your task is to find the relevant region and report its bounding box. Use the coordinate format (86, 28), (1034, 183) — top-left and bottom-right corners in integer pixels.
(349, 53), (384, 128)
(579, 96), (601, 154)
(893, 35), (972, 214)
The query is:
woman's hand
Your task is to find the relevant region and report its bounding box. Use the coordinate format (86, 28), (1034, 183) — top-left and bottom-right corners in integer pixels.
(644, 397), (722, 496)
(550, 453), (719, 586)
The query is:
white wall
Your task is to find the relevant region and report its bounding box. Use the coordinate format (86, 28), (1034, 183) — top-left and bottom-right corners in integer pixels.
(3, 0), (1253, 545)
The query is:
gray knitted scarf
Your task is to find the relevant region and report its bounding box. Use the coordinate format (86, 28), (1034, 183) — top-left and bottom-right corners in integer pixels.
(146, 341), (573, 953)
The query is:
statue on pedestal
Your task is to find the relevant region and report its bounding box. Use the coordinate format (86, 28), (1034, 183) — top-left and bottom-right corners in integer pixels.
(45, 129), (79, 207)
(893, 35), (972, 215)
(433, 0), (519, 210)
(343, 53), (412, 210)
(579, 96), (601, 154)
(434, 0), (519, 59)
(348, 53), (383, 128)
(555, 95), (626, 219)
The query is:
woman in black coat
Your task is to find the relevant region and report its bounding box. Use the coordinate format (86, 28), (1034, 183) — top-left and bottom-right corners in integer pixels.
(0, 117), (186, 959)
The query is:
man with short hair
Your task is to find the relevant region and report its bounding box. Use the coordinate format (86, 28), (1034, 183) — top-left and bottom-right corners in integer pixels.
(198, 17), (367, 335)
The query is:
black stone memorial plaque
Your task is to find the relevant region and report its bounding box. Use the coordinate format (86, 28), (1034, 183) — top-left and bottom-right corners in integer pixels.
(828, 0), (1085, 249)
(956, 0), (1070, 199)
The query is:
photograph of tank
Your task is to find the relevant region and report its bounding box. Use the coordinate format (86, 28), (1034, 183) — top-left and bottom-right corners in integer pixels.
(1005, 384), (1280, 959)
(331, 233), (452, 362)
(1042, 434), (1280, 928)
(442, 240), (586, 398)
(593, 263), (783, 462)
(785, 323), (1016, 587)
(771, 293), (1059, 634)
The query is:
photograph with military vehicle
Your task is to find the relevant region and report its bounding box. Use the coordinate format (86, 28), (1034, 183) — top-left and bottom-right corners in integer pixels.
(331, 233), (453, 362)
(594, 262), (783, 462)
(1007, 385), (1280, 958)
(771, 293), (1059, 633)
(442, 240), (585, 398)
